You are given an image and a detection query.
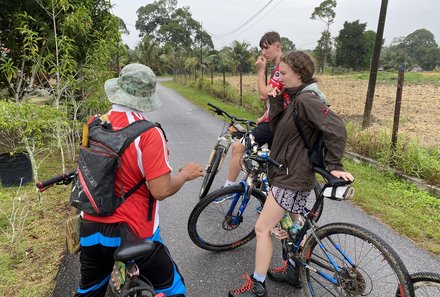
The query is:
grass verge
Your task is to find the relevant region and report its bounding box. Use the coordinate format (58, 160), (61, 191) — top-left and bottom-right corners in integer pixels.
(162, 79), (440, 256)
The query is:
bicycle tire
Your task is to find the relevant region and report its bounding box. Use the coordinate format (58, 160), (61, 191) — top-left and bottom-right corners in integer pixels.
(300, 222), (414, 297)
(199, 146), (225, 198)
(188, 184), (266, 251)
(396, 272), (440, 297)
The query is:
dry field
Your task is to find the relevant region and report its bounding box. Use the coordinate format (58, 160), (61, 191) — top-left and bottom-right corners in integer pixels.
(218, 74), (440, 150)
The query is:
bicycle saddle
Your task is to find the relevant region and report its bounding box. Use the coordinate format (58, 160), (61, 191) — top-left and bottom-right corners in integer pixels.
(114, 222), (155, 262)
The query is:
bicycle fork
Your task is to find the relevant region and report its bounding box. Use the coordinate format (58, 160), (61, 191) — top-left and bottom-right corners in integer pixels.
(227, 180), (254, 226)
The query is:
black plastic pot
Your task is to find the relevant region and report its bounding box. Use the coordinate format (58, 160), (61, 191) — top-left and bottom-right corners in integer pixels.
(0, 152), (33, 187)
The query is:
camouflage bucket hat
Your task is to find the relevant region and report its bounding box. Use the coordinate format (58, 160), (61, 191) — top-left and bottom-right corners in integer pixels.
(104, 63), (161, 112)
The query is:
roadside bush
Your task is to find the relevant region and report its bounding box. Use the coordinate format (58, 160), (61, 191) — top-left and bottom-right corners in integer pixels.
(346, 121), (440, 186)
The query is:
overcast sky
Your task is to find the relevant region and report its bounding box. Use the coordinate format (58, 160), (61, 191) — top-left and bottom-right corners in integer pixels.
(111, 0), (440, 50)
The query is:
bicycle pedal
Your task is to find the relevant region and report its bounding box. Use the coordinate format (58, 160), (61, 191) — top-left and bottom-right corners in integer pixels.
(271, 227), (289, 240)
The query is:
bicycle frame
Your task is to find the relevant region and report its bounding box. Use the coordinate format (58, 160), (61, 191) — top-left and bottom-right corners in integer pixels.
(226, 147), (270, 225)
(280, 182), (359, 287)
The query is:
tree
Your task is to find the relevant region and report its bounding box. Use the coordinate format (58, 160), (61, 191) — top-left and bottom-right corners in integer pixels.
(0, 0), (121, 105)
(136, 0), (213, 51)
(159, 47), (186, 80)
(335, 20), (374, 70)
(311, 0), (336, 72)
(401, 29), (439, 70)
(224, 41), (252, 105)
(362, 30), (377, 69)
(381, 47), (414, 70)
(281, 37), (296, 52)
(313, 31), (333, 72)
(132, 36), (161, 73)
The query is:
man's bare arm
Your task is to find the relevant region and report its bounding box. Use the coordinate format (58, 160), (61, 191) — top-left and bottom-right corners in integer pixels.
(148, 162), (203, 200)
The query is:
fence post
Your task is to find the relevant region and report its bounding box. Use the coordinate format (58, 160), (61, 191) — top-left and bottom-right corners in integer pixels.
(391, 66), (405, 149)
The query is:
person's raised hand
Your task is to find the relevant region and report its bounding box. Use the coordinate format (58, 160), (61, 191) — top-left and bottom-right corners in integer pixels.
(255, 55), (267, 72)
(268, 87), (281, 98)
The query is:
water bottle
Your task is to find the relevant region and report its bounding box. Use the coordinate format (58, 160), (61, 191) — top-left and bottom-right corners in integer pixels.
(280, 213), (303, 237)
(280, 213), (293, 231)
(291, 220), (304, 235)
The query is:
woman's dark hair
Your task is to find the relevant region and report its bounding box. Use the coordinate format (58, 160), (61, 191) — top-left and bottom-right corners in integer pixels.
(259, 31), (281, 48)
(281, 51), (316, 84)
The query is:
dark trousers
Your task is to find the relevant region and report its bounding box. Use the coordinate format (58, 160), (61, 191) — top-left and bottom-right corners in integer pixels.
(75, 221), (185, 297)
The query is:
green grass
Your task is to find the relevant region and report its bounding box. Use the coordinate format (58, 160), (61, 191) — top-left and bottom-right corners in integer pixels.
(0, 153), (75, 296)
(344, 159), (440, 255)
(163, 79), (440, 256)
(162, 80), (259, 120)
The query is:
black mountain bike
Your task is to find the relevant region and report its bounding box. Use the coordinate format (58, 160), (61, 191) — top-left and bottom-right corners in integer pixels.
(275, 166), (414, 297)
(188, 123), (322, 251)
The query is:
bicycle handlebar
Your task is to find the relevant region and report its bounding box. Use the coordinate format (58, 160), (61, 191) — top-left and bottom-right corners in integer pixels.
(312, 166), (352, 187)
(207, 103), (256, 126)
(248, 154), (285, 170)
(36, 170), (76, 192)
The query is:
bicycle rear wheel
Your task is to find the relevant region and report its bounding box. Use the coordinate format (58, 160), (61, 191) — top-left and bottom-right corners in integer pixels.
(396, 272), (440, 297)
(199, 146), (225, 198)
(188, 184), (266, 251)
(300, 223), (414, 297)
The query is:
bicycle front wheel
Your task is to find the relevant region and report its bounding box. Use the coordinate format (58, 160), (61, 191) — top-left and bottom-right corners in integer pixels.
(396, 272), (440, 297)
(199, 146), (225, 198)
(188, 184), (266, 251)
(300, 223), (414, 297)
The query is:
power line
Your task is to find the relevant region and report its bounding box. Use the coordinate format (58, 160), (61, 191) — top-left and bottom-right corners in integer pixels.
(214, 0), (282, 41)
(208, 0), (276, 38)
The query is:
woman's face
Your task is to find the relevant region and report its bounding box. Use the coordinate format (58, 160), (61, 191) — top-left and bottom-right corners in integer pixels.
(279, 62), (302, 88)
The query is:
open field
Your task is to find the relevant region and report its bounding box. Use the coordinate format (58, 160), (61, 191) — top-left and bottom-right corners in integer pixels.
(217, 73), (440, 150)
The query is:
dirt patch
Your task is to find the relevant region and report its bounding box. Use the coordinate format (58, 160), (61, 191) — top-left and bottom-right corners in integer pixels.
(219, 75), (440, 150)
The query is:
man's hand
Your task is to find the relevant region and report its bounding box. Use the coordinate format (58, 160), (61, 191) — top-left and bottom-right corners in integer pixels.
(149, 162), (203, 200)
(178, 162), (204, 181)
(255, 55), (267, 73)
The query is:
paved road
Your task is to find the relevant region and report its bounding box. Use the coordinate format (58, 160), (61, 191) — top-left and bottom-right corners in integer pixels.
(53, 79), (440, 297)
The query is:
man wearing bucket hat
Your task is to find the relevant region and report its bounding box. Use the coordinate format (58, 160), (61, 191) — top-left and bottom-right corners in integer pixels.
(75, 63), (203, 297)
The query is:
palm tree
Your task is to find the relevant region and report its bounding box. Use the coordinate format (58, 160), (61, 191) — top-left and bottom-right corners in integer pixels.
(224, 41), (251, 105)
(132, 36), (161, 73)
(160, 48), (186, 81)
(184, 56), (199, 80)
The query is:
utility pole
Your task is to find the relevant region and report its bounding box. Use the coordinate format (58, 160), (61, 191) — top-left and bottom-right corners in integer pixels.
(362, 0), (388, 129)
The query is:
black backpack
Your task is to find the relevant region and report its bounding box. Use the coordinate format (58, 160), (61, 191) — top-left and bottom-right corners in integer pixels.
(70, 116), (157, 216)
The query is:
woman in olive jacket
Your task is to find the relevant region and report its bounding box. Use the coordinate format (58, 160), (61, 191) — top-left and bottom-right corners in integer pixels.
(229, 51), (353, 297)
